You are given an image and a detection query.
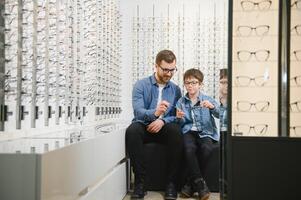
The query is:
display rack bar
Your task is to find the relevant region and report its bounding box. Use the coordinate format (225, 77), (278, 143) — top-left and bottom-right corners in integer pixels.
(31, 0), (38, 128)
(55, 0), (60, 125)
(44, 0), (50, 126)
(278, 0), (290, 137)
(0, 1), (5, 131)
(16, 0), (23, 129)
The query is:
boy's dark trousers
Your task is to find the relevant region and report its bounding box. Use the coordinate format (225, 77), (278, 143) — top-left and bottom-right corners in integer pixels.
(183, 131), (216, 182)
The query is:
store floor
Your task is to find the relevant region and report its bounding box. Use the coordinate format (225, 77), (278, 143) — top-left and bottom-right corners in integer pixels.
(123, 192), (219, 200)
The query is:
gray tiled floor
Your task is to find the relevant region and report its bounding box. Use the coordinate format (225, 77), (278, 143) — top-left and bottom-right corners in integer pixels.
(123, 192), (219, 200)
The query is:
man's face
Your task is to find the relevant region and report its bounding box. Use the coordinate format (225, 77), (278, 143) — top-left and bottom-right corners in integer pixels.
(155, 60), (177, 84)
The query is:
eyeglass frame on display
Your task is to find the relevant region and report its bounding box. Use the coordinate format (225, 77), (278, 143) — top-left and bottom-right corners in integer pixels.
(237, 49), (271, 62)
(235, 75), (268, 87)
(290, 100), (301, 112)
(234, 123), (269, 135)
(292, 50), (301, 61)
(236, 100), (270, 112)
(291, 24), (301, 35)
(290, 75), (301, 86)
(240, 0), (272, 11)
(236, 25), (270, 37)
(291, 0), (301, 9)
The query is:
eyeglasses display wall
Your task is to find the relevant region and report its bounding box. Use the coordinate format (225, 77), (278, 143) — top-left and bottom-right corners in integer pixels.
(0, 0), (122, 133)
(131, 2), (227, 99)
(232, 0), (279, 137)
(290, 0), (301, 137)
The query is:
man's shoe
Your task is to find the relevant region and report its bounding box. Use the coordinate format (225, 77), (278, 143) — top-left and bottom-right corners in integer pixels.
(131, 183), (147, 199)
(165, 182), (177, 200)
(180, 182), (193, 198)
(193, 178), (210, 200)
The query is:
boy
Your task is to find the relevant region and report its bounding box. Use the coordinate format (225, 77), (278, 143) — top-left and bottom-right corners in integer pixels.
(176, 68), (219, 200)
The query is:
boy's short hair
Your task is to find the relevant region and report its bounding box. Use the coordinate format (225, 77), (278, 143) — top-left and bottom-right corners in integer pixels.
(155, 50), (176, 65)
(183, 68), (204, 83)
(220, 68), (228, 80)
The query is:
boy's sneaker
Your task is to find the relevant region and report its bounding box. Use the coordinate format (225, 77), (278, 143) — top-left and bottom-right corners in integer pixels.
(131, 183), (147, 199)
(164, 182), (177, 200)
(180, 182), (193, 198)
(193, 178), (210, 200)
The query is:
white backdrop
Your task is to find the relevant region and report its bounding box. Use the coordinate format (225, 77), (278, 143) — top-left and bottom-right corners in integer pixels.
(120, 0), (228, 121)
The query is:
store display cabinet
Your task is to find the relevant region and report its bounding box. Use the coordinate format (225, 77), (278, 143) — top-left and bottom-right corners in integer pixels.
(0, 123), (127, 200)
(225, 0), (301, 200)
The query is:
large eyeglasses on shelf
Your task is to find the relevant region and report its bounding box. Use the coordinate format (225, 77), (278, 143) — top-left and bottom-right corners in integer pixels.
(235, 75), (269, 87)
(290, 75), (301, 86)
(236, 25), (270, 37)
(291, 24), (301, 35)
(292, 50), (301, 61)
(234, 123), (269, 135)
(290, 100), (301, 112)
(240, 0), (272, 11)
(237, 49), (270, 62)
(290, 126), (301, 136)
(291, 0), (301, 9)
(237, 100), (270, 112)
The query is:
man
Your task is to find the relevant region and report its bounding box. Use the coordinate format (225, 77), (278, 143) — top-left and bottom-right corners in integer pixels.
(126, 50), (183, 200)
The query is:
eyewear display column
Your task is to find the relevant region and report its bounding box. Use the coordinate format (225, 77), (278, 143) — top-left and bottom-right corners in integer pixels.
(232, 0), (279, 137)
(290, 0), (301, 137)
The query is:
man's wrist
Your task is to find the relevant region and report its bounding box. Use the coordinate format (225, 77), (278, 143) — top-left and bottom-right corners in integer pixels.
(159, 118), (166, 124)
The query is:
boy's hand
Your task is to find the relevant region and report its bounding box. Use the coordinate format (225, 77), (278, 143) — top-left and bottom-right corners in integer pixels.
(154, 100), (170, 117)
(147, 119), (164, 133)
(176, 109), (185, 119)
(200, 100), (214, 109)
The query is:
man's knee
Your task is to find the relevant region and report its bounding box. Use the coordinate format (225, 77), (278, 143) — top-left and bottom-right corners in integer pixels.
(164, 122), (181, 129)
(164, 123), (182, 135)
(163, 123), (183, 149)
(126, 122), (144, 142)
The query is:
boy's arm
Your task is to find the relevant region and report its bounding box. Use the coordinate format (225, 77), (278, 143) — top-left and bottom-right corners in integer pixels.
(209, 98), (220, 118)
(162, 87), (183, 124)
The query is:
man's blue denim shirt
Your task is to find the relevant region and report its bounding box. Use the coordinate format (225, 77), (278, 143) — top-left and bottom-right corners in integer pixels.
(176, 93), (220, 141)
(132, 74), (182, 125)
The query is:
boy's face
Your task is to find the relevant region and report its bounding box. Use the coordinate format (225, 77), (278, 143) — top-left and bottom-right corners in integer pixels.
(219, 77), (228, 96)
(184, 77), (202, 96)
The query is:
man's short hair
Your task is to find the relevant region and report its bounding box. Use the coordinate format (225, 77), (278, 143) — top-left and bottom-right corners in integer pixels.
(155, 50), (176, 65)
(183, 68), (204, 83)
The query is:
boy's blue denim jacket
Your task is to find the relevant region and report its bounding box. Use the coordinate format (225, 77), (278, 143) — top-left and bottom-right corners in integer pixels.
(176, 93), (220, 141)
(132, 74), (182, 125)
(219, 104), (228, 131)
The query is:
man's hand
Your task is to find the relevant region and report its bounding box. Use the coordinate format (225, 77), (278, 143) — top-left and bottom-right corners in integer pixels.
(154, 100), (170, 117)
(147, 119), (165, 133)
(200, 100), (215, 109)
